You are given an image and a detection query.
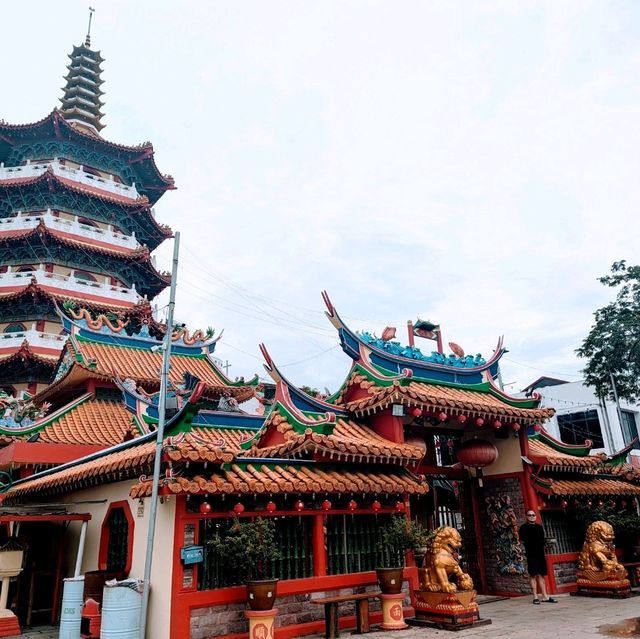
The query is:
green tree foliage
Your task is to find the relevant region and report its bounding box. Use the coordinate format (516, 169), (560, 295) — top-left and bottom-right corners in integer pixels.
(577, 261), (640, 401)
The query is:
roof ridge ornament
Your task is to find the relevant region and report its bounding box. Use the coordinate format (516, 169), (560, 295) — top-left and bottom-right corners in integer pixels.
(86, 7), (95, 48)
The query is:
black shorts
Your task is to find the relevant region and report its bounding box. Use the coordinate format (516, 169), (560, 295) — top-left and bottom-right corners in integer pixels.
(526, 555), (547, 577)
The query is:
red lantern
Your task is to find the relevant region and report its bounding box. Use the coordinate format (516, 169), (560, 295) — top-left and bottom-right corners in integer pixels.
(266, 501), (277, 513)
(511, 423), (521, 432)
(295, 500), (305, 512)
(561, 500), (568, 509)
(348, 500), (358, 511)
(395, 501), (406, 513)
(597, 500), (604, 508)
(455, 438), (499, 469)
(372, 500), (381, 512)
(533, 424), (542, 433)
(411, 407), (423, 418)
(199, 501), (212, 514)
(493, 420), (502, 429)
(322, 499), (332, 511)
(233, 502), (245, 515)
(621, 500), (628, 509)
(633, 499), (638, 508)
(587, 500), (593, 508)
(475, 418), (484, 428)
(457, 415), (467, 424)
(438, 412), (448, 422)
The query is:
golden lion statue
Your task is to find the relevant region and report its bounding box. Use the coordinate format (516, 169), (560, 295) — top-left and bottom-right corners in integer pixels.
(419, 526), (474, 593)
(577, 521), (627, 582)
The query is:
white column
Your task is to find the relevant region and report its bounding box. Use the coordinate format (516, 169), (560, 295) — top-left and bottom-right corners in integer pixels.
(74, 521), (88, 577)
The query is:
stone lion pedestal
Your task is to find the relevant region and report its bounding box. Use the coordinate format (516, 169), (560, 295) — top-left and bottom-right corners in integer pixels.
(571, 521), (630, 599)
(408, 526), (491, 631)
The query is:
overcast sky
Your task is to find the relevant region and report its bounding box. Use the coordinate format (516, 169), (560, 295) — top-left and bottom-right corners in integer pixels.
(4, 1), (639, 395)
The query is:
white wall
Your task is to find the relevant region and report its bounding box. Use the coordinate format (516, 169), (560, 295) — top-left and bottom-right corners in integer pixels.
(528, 381), (640, 462)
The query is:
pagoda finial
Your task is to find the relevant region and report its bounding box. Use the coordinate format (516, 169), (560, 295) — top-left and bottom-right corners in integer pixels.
(85, 7), (95, 47)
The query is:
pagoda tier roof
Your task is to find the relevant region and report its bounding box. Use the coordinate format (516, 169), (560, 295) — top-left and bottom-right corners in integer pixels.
(241, 345), (425, 466)
(322, 291), (507, 386)
(0, 276), (138, 311)
(532, 475), (640, 497)
(336, 366), (554, 424)
(0, 393), (133, 448)
(0, 337), (61, 364)
(0, 341), (57, 382)
(0, 221), (170, 298)
(528, 437), (606, 469)
(0, 110), (175, 205)
(0, 167), (172, 249)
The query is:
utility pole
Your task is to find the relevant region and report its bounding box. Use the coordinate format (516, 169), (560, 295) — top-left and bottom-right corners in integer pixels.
(139, 232), (180, 639)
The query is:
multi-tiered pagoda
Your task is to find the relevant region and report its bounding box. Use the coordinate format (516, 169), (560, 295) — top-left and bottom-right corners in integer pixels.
(0, 30), (174, 397)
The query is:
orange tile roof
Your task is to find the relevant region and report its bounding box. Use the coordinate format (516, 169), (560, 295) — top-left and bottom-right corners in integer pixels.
(250, 412), (424, 464)
(528, 438), (606, 468)
(41, 338), (256, 402)
(546, 478), (640, 497)
(4, 441), (155, 501)
(37, 398), (134, 446)
(131, 463), (429, 498)
(341, 375), (554, 423)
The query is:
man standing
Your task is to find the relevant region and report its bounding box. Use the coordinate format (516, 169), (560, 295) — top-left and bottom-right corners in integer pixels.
(518, 510), (558, 604)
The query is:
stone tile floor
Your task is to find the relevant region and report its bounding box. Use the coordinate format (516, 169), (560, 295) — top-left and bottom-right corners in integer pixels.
(12, 592), (640, 638)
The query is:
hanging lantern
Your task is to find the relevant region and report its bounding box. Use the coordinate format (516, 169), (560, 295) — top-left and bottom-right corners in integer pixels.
(621, 500), (628, 509)
(295, 500), (305, 512)
(533, 424), (542, 433)
(199, 501), (212, 515)
(493, 420), (502, 429)
(348, 500), (358, 512)
(372, 500), (382, 512)
(321, 499), (332, 511)
(455, 438), (499, 487)
(233, 502), (245, 515)
(587, 500), (593, 508)
(561, 500), (568, 509)
(395, 501), (406, 513)
(411, 407), (423, 418)
(438, 412), (448, 422)
(511, 423), (521, 432)
(266, 501), (277, 513)
(457, 415), (467, 424)
(632, 499), (638, 508)
(475, 418), (484, 428)
(455, 438), (499, 468)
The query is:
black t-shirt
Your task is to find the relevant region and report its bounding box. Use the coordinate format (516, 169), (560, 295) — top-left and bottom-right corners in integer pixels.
(518, 522), (545, 558)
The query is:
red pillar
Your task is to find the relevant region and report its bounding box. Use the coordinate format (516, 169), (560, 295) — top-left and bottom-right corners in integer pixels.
(312, 514), (327, 576)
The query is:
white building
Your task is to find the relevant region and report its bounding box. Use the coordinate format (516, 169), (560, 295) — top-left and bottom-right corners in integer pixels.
(521, 377), (640, 467)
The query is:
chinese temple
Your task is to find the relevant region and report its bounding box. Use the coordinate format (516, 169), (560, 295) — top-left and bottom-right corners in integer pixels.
(0, 26), (174, 397)
(0, 294), (581, 639)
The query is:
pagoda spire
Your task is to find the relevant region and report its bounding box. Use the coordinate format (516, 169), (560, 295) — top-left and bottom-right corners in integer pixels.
(59, 8), (106, 134)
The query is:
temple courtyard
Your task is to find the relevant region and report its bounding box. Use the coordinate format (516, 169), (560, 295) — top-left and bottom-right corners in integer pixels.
(16, 592), (640, 639)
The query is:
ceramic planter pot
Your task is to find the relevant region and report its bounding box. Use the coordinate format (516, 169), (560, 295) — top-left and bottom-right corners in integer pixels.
(375, 567), (403, 594)
(246, 578), (278, 610)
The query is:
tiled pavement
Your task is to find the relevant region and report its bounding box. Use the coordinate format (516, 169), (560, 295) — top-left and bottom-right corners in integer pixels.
(13, 592), (640, 638)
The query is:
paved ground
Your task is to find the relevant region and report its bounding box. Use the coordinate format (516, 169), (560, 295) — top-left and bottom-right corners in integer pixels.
(13, 593), (640, 638)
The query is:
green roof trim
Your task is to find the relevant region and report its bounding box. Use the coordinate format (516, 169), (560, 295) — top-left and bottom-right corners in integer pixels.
(530, 430), (592, 456)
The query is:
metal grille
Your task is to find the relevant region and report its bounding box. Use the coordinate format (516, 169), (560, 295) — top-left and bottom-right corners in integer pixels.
(106, 508), (129, 572)
(198, 517), (313, 590)
(541, 511), (582, 554)
(327, 514), (393, 575)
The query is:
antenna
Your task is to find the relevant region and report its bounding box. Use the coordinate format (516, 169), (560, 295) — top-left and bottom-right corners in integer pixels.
(85, 7), (95, 47)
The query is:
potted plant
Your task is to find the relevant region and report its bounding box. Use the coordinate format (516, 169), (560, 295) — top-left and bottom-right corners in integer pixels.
(207, 516), (281, 610)
(376, 515), (431, 594)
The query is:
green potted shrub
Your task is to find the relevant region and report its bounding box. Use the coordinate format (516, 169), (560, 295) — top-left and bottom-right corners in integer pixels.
(376, 515), (432, 594)
(207, 516), (281, 610)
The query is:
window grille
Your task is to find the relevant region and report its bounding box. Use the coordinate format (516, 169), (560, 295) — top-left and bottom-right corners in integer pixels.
(327, 514), (392, 575)
(198, 517), (313, 590)
(541, 511), (582, 554)
(621, 411), (640, 450)
(105, 507), (129, 572)
(557, 410), (604, 448)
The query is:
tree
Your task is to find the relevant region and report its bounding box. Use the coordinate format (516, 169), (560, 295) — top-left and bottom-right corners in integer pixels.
(577, 261), (640, 401)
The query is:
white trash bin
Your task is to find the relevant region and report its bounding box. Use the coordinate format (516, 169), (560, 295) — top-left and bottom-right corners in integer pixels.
(59, 576), (84, 639)
(100, 579), (144, 638)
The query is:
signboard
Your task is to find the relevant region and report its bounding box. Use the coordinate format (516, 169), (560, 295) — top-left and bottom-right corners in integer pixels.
(180, 544), (204, 565)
